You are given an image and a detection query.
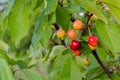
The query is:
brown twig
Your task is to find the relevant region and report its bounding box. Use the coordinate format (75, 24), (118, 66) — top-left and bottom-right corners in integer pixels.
(81, 13), (93, 33)
(92, 50), (112, 78)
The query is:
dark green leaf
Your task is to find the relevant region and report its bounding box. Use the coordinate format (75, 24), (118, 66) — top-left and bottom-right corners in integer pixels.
(0, 51), (17, 65)
(17, 60), (27, 69)
(111, 73), (120, 80)
(56, 5), (71, 31)
(80, 41), (91, 55)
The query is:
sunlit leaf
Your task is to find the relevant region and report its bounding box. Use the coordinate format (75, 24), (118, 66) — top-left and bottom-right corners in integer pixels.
(75, 0), (107, 24)
(96, 20), (120, 57)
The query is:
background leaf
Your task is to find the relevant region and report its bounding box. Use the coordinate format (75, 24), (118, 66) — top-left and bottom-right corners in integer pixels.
(0, 40), (8, 52)
(22, 69), (46, 80)
(8, 0), (31, 46)
(0, 0), (14, 25)
(0, 57), (15, 80)
(32, 12), (47, 47)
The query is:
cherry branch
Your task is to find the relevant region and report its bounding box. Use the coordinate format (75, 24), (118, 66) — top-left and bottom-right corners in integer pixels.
(92, 50), (112, 78)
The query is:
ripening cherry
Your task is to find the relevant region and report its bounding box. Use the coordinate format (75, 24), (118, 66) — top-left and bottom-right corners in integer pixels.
(88, 36), (98, 46)
(73, 20), (83, 30)
(90, 15), (97, 22)
(74, 49), (81, 56)
(88, 44), (98, 50)
(83, 58), (91, 66)
(70, 40), (81, 50)
(56, 29), (66, 39)
(67, 30), (76, 39)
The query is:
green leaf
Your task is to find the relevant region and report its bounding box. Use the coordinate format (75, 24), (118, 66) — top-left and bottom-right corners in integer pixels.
(17, 60), (28, 69)
(0, 51), (16, 65)
(45, 0), (58, 15)
(80, 41), (91, 55)
(96, 47), (108, 61)
(0, 40), (8, 52)
(32, 12), (51, 48)
(39, 25), (52, 48)
(118, 53), (120, 64)
(71, 60), (82, 80)
(96, 20), (120, 57)
(23, 69), (46, 80)
(85, 66), (105, 80)
(0, 0), (14, 25)
(56, 5), (71, 31)
(50, 54), (71, 80)
(8, 0), (31, 46)
(75, 0), (107, 24)
(111, 73), (120, 80)
(61, 58), (71, 79)
(0, 57), (15, 80)
(49, 45), (66, 60)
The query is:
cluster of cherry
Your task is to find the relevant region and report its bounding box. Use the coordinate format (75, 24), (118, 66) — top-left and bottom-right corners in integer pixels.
(55, 20), (98, 54)
(52, 15), (98, 66)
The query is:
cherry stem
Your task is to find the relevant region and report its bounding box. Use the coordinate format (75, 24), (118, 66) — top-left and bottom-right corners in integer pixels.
(88, 27), (92, 36)
(92, 50), (112, 78)
(86, 13), (93, 24)
(58, 0), (63, 7)
(60, 39), (67, 48)
(53, 23), (60, 30)
(71, 17), (76, 22)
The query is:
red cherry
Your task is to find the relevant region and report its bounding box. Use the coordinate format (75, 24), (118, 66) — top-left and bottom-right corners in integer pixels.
(74, 49), (81, 56)
(88, 36), (98, 46)
(70, 40), (81, 50)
